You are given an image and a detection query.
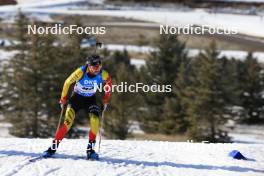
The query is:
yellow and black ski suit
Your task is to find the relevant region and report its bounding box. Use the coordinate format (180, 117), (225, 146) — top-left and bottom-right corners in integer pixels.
(54, 65), (112, 143)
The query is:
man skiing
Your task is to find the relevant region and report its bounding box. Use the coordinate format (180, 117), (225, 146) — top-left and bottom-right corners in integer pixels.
(43, 54), (112, 160)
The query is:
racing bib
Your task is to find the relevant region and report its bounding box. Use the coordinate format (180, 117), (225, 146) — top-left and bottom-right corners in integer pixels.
(73, 66), (103, 97)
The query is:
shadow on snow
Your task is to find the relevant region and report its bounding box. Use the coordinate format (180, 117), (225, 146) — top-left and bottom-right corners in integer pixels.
(0, 150), (263, 173)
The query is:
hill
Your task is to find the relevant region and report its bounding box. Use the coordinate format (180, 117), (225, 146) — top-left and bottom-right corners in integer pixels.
(0, 138), (263, 176)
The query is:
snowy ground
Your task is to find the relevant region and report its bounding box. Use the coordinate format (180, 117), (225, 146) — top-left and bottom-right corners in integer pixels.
(104, 44), (264, 63)
(0, 0), (264, 38)
(0, 138), (263, 176)
(223, 0), (264, 2)
(19, 8), (264, 38)
(0, 123), (13, 138)
(229, 124), (264, 144)
(0, 50), (18, 60)
(1, 46), (264, 69)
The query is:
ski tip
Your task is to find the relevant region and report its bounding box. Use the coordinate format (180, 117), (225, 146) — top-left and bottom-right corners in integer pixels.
(42, 151), (55, 158)
(29, 156), (44, 162)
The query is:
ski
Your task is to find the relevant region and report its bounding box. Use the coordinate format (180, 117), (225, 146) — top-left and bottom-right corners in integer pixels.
(29, 156), (46, 162)
(29, 155), (99, 162)
(29, 153), (53, 162)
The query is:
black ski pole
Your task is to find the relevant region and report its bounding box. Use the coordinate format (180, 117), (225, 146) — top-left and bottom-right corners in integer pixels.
(98, 104), (106, 153)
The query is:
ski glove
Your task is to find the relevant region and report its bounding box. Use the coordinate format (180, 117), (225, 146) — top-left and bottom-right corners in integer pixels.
(59, 97), (67, 108)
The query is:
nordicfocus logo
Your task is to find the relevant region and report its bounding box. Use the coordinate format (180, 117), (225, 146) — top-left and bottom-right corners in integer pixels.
(94, 82), (172, 93)
(160, 24), (238, 35)
(28, 24), (106, 35)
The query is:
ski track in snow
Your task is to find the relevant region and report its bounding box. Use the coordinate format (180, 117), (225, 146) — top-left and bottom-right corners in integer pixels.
(0, 138), (263, 176)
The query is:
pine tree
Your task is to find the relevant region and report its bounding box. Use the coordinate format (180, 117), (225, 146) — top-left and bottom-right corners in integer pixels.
(1, 13), (31, 136)
(1, 27), (60, 137)
(1, 14), (86, 137)
(1, 13), (103, 137)
(171, 62), (192, 133)
(104, 49), (132, 77)
(139, 34), (189, 134)
(238, 53), (264, 124)
(218, 57), (241, 106)
(0, 59), (3, 117)
(103, 51), (138, 139)
(182, 43), (230, 142)
(63, 17), (90, 70)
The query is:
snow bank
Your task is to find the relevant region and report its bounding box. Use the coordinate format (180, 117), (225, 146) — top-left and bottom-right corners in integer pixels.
(0, 123), (13, 138)
(188, 49), (264, 62)
(222, 0), (264, 3)
(0, 0), (264, 37)
(104, 44), (264, 63)
(0, 138), (263, 176)
(0, 49), (17, 60)
(6, 0), (99, 8)
(130, 58), (146, 68)
(13, 8), (264, 38)
(104, 44), (155, 54)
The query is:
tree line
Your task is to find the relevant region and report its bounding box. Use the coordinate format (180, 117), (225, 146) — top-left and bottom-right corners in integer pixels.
(1, 13), (264, 142)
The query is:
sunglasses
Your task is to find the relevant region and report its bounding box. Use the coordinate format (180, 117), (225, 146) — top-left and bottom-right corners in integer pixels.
(90, 60), (101, 66)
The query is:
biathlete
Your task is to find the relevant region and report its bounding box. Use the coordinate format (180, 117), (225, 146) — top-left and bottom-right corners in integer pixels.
(43, 54), (112, 160)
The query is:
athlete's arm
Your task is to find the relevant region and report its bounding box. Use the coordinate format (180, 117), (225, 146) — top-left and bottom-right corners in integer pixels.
(60, 68), (84, 101)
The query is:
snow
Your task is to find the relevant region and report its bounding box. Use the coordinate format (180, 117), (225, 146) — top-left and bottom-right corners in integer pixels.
(0, 49), (17, 60)
(230, 133), (264, 144)
(188, 49), (264, 62)
(0, 138), (263, 176)
(0, 0), (102, 11)
(222, 0), (264, 2)
(228, 124), (264, 144)
(2, 44), (264, 69)
(234, 125), (264, 135)
(128, 121), (145, 134)
(15, 8), (264, 38)
(0, 0), (103, 22)
(0, 0), (264, 37)
(104, 44), (155, 54)
(2, 44), (264, 71)
(26, 13), (54, 23)
(104, 44), (264, 63)
(130, 58), (146, 68)
(0, 39), (15, 47)
(5, 0), (99, 8)
(0, 123), (13, 138)
(15, 0), (88, 5)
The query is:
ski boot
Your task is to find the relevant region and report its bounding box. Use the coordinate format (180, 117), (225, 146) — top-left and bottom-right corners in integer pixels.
(43, 140), (59, 158)
(86, 140), (99, 160)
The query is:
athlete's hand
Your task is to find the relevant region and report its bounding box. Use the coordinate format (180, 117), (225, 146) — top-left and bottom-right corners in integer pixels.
(59, 97), (67, 109)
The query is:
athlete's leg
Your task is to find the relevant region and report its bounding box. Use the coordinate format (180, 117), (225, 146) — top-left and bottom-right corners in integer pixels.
(88, 104), (100, 142)
(88, 112), (100, 142)
(54, 106), (76, 142)
(47, 106), (76, 152)
(45, 94), (81, 156)
(86, 104), (100, 159)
